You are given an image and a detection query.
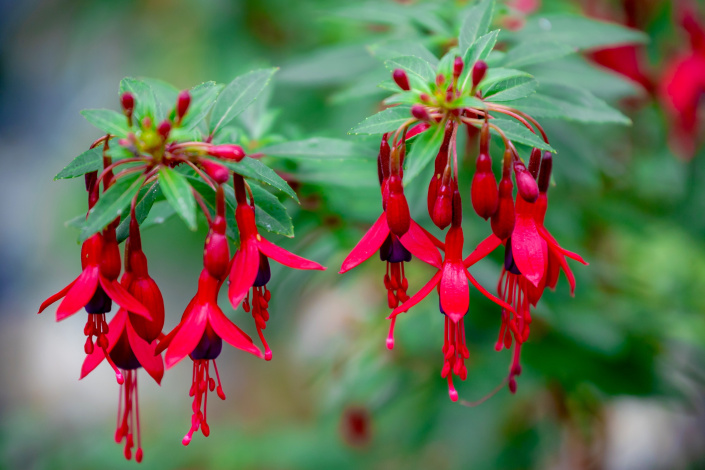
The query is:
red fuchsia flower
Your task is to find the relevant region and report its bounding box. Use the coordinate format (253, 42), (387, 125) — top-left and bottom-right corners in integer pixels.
(79, 215), (165, 462)
(157, 186), (263, 446)
(229, 175), (326, 360)
(660, 6), (705, 159)
(389, 191), (514, 402)
(341, 134), (443, 349)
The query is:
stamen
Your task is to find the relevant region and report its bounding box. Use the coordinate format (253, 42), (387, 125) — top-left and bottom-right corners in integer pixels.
(386, 317), (396, 350)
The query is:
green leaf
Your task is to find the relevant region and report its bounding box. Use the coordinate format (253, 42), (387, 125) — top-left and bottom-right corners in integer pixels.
(514, 14), (649, 51)
(458, 0), (495, 56)
(209, 68), (278, 134)
(502, 41), (576, 68)
(483, 74), (537, 102)
(80, 174), (145, 241)
(490, 118), (554, 152)
(460, 29), (499, 89)
(115, 182), (162, 242)
(349, 106), (412, 135)
(249, 184), (294, 237)
(221, 157), (299, 202)
(181, 81), (222, 131)
(54, 147), (102, 180)
(510, 85), (631, 125)
(384, 55), (436, 89)
(138, 201), (176, 231)
(368, 40), (439, 65)
(158, 167), (197, 230)
(403, 124), (445, 185)
(119, 78), (157, 122)
(140, 78), (179, 121)
(454, 96), (486, 109)
(81, 109), (130, 137)
(260, 138), (374, 160)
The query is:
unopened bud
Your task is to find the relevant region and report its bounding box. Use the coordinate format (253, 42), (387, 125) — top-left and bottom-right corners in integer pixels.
(436, 74), (446, 87)
(411, 104), (430, 121)
(491, 176), (515, 240)
(471, 153), (499, 219)
(453, 56), (464, 79)
(208, 144), (245, 161)
(392, 69), (410, 91)
(200, 159), (230, 184)
(432, 184), (452, 229)
(538, 151), (553, 193)
(386, 175), (410, 236)
(472, 61), (488, 87)
(419, 93), (432, 103)
(514, 162), (539, 203)
(177, 90), (191, 121)
(157, 120), (171, 140)
(121, 92), (135, 115)
(527, 148), (542, 178)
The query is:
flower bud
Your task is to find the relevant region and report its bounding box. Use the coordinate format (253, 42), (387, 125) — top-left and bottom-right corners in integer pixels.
(538, 151), (553, 193)
(436, 74), (446, 87)
(472, 61), (488, 88)
(491, 175), (515, 240)
(453, 56), (464, 79)
(378, 133), (391, 185)
(527, 148), (542, 178)
(411, 104), (430, 121)
(200, 159), (230, 184)
(208, 144), (245, 161)
(386, 175), (410, 236)
(432, 184), (452, 229)
(177, 90), (191, 121)
(419, 93), (432, 103)
(392, 69), (410, 91)
(121, 92), (135, 115)
(157, 120), (171, 140)
(204, 218), (230, 280)
(514, 162), (539, 203)
(471, 153), (499, 219)
(128, 274), (165, 343)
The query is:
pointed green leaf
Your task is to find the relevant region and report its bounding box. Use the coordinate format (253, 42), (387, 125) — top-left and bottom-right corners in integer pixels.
(210, 68), (278, 134)
(81, 109), (130, 137)
(460, 29), (500, 89)
(349, 106), (412, 135)
(458, 0), (495, 56)
(502, 41), (576, 68)
(115, 182), (162, 242)
(54, 147), (103, 180)
(483, 75), (537, 102)
(384, 55), (436, 88)
(403, 123), (445, 185)
(80, 174), (145, 241)
(140, 78), (179, 122)
(119, 78), (157, 123)
(159, 167), (197, 230)
(181, 81), (223, 131)
(490, 118), (554, 152)
(221, 157), (298, 202)
(249, 184), (294, 237)
(260, 138), (374, 160)
(368, 40), (439, 65)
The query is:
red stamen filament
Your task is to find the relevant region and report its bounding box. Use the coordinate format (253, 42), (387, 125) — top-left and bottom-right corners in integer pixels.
(183, 359), (225, 446)
(114, 370), (141, 461)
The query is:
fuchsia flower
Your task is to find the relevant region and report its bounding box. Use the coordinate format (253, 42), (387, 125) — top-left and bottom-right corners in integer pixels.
(158, 186), (263, 445)
(341, 134), (443, 349)
(228, 174), (326, 360)
(79, 217), (165, 462)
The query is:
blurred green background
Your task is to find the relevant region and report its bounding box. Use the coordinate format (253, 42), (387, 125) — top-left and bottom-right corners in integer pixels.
(2, 0), (705, 469)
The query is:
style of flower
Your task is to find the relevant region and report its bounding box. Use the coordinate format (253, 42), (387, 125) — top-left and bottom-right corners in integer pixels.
(229, 175), (326, 360)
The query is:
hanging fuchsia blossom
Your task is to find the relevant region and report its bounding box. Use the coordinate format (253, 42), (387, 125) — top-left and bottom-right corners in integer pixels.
(228, 174), (326, 360)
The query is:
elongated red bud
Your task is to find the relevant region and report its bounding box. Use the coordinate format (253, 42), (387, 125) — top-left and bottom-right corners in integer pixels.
(411, 104), (430, 121)
(419, 93), (432, 103)
(514, 162), (539, 203)
(538, 151), (553, 193)
(472, 61), (488, 87)
(451, 187), (463, 228)
(177, 90), (191, 121)
(204, 220), (230, 279)
(200, 159), (230, 184)
(378, 133), (391, 185)
(491, 176), (515, 240)
(432, 184), (452, 229)
(392, 69), (410, 91)
(386, 175), (410, 236)
(121, 92), (135, 115)
(208, 144), (245, 161)
(527, 148), (542, 178)
(471, 153), (498, 219)
(453, 57), (464, 79)
(436, 74), (446, 87)
(157, 120), (171, 140)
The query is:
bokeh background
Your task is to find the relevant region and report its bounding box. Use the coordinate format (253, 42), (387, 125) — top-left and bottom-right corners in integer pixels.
(2, 0), (705, 469)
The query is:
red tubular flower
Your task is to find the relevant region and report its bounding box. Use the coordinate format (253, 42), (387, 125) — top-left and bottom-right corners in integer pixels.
(158, 186), (263, 446)
(228, 175), (326, 360)
(389, 202), (514, 401)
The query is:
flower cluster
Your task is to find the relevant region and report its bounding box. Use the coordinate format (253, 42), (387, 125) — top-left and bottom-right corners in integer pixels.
(341, 58), (587, 401)
(39, 87), (325, 461)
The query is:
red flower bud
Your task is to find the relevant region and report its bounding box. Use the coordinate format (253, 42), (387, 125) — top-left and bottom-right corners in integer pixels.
(472, 61), (488, 87)
(100, 231), (122, 281)
(538, 151), (553, 193)
(453, 56), (464, 79)
(204, 216), (230, 279)
(177, 90), (191, 121)
(432, 184), (453, 229)
(386, 175), (410, 236)
(378, 133), (391, 185)
(128, 273), (165, 343)
(491, 176), (515, 240)
(471, 153), (498, 219)
(419, 93), (431, 102)
(514, 162), (539, 203)
(200, 159), (230, 184)
(392, 69), (410, 91)
(121, 92), (135, 114)
(208, 144), (245, 161)
(436, 74), (446, 87)
(411, 104), (430, 121)
(527, 148), (542, 178)
(157, 120), (171, 139)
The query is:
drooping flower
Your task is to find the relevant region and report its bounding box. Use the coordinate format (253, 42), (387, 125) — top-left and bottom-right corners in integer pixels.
(229, 175), (326, 360)
(158, 186), (263, 445)
(341, 134), (442, 349)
